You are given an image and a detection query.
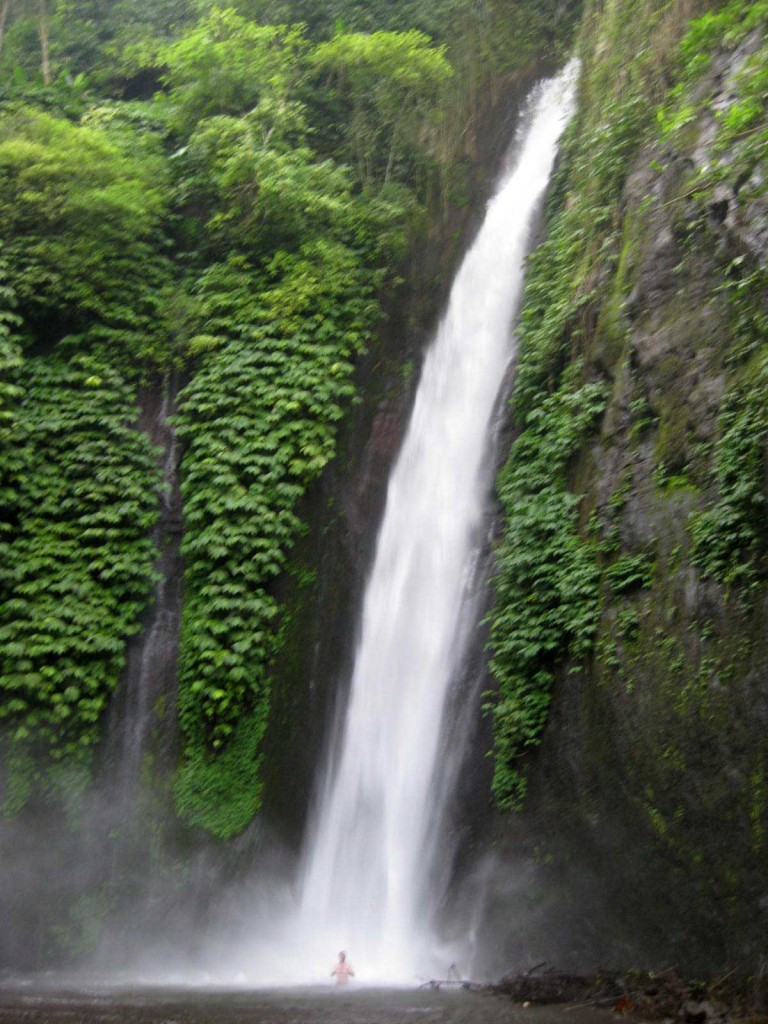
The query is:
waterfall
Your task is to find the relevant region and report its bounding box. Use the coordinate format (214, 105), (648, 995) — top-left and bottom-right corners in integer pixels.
(231, 61), (578, 988)
(294, 62), (579, 983)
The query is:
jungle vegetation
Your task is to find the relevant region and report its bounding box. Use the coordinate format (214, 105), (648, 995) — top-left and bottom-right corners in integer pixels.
(0, 0), (578, 837)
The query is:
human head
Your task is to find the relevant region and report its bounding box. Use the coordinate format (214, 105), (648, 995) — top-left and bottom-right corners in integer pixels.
(339, 951), (346, 961)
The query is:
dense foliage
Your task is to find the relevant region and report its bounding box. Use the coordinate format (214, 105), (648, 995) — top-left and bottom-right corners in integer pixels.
(488, 377), (605, 807)
(0, 104), (174, 811)
(0, 105), (172, 358)
(172, 244), (385, 836)
(0, 356), (161, 777)
(0, 0), (581, 833)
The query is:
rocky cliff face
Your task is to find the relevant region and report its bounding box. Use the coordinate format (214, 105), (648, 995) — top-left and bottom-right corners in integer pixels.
(481, 0), (768, 978)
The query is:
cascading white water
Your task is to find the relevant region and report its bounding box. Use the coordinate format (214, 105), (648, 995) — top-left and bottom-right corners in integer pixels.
(222, 61), (579, 989)
(291, 62), (579, 984)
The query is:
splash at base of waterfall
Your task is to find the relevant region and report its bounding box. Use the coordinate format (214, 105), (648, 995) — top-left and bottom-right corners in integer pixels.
(183, 880), (454, 987)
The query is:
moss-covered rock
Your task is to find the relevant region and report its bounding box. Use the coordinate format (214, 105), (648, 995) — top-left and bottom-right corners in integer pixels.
(486, 0), (768, 973)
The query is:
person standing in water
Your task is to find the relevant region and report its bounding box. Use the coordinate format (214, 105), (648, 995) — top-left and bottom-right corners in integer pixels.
(331, 950), (355, 987)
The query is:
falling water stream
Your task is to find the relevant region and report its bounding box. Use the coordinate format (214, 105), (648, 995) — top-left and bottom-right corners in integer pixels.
(108, 374), (183, 803)
(280, 61), (580, 986)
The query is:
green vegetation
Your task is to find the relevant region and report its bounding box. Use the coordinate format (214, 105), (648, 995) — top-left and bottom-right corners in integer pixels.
(172, 246), (385, 836)
(488, 377), (606, 807)
(672, 0), (768, 88)
(157, 12), (445, 836)
(0, 0), (580, 834)
(309, 30), (452, 185)
(691, 350), (768, 590)
(486, 0), (737, 807)
(155, 12), (307, 132)
(0, 7), (450, 831)
(0, 106), (172, 359)
(0, 355), (161, 771)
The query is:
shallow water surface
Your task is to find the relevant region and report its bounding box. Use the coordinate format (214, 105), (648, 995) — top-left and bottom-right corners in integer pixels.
(0, 984), (615, 1024)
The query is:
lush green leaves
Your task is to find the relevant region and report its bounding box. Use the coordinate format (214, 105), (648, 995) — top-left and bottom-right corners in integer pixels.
(311, 30), (451, 184)
(173, 241), (379, 835)
(0, 354), (161, 782)
(488, 381), (606, 808)
(157, 11), (307, 133)
(49, 0), (199, 87)
(0, 105), (172, 356)
(180, 112), (355, 261)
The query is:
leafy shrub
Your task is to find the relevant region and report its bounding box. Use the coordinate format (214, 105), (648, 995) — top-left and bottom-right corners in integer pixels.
(0, 106), (172, 357)
(310, 29), (452, 184)
(156, 11), (307, 133)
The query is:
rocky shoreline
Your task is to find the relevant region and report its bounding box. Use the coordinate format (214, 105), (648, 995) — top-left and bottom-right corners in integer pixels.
(487, 967), (768, 1023)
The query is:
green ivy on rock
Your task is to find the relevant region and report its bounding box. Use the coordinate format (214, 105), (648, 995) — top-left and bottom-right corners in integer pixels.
(487, 378), (606, 808)
(173, 241), (380, 838)
(0, 354), (161, 801)
(691, 350), (768, 590)
(485, 0), (681, 811)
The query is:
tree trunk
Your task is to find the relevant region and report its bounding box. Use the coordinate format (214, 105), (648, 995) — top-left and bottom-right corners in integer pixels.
(0, 0), (12, 58)
(37, 0), (50, 84)
(384, 122), (399, 185)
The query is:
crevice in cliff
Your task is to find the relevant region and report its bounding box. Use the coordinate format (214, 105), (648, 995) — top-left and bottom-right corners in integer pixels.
(103, 372), (184, 808)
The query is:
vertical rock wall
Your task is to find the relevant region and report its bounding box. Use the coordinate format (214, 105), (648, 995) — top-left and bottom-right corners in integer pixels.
(481, 2), (768, 977)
